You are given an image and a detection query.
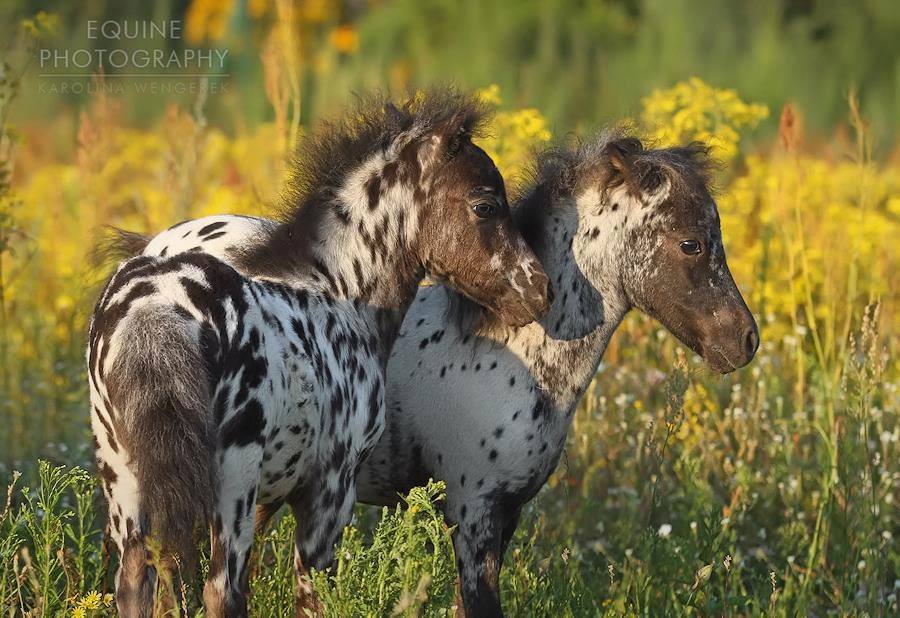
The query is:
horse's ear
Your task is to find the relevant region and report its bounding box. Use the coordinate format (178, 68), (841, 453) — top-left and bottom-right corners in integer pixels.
(603, 137), (642, 193)
(384, 102), (405, 133)
(446, 124), (468, 157)
(435, 108), (474, 157)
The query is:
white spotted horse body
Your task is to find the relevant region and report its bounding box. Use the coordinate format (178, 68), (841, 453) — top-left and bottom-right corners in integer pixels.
(88, 91), (550, 617)
(134, 131), (758, 616)
(364, 134), (759, 616)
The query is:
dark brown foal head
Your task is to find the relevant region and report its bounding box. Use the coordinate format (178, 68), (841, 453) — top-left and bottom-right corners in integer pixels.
(599, 138), (757, 372)
(403, 97), (550, 326)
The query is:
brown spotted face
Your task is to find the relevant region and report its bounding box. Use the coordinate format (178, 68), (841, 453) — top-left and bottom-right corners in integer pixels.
(417, 138), (550, 327)
(612, 145), (758, 373)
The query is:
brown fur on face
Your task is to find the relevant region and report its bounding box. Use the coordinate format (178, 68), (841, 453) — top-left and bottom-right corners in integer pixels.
(212, 88), (549, 326)
(605, 138), (758, 372)
(416, 138), (550, 327)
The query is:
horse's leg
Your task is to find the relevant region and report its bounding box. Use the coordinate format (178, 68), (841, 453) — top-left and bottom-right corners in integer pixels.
(289, 520), (321, 618)
(106, 477), (183, 617)
(93, 420), (158, 618)
(286, 478), (322, 617)
(202, 447), (261, 618)
(109, 491), (159, 618)
(499, 506), (522, 557)
(115, 535), (155, 618)
(255, 500), (283, 534)
(453, 505), (511, 618)
(289, 469), (359, 617)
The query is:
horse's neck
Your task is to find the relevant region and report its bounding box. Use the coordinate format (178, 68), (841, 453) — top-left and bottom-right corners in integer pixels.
(506, 196), (629, 414)
(288, 166), (426, 363)
(512, 316), (623, 416)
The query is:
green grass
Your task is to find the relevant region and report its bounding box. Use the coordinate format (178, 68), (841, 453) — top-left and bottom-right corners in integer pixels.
(0, 307), (896, 616)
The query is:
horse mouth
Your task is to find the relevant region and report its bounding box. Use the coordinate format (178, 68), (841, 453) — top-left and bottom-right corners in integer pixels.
(705, 348), (740, 374)
(703, 341), (757, 374)
(495, 283), (551, 326)
(490, 296), (547, 327)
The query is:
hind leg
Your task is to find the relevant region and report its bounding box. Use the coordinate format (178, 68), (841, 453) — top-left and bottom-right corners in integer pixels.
(107, 486), (155, 618)
(286, 481), (321, 617)
(101, 465), (182, 616)
(99, 454), (186, 617)
(202, 446), (261, 618)
(92, 406), (160, 617)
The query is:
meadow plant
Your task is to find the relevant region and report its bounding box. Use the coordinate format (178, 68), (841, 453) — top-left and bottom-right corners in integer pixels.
(641, 77), (769, 161)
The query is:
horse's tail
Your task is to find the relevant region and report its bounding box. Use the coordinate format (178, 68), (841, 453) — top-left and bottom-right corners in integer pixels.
(92, 226), (151, 266)
(106, 303), (216, 562)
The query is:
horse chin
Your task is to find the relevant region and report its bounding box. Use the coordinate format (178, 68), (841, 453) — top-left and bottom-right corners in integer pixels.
(655, 316), (741, 374)
(706, 355), (738, 374)
(699, 345), (741, 374)
(498, 291), (551, 326)
(492, 304), (541, 328)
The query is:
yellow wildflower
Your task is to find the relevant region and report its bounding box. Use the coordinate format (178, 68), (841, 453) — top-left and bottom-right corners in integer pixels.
(476, 84), (503, 106)
(330, 25), (359, 54)
(80, 591), (102, 610)
(475, 85), (552, 179)
(640, 77), (768, 161)
(21, 11), (59, 38)
(185, 0), (235, 43)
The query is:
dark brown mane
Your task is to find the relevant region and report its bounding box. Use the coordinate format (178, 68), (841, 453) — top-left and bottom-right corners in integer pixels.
(232, 88), (490, 277)
(448, 129), (716, 334)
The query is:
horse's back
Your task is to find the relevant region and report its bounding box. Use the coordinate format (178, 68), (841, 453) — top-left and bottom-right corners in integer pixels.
(143, 214), (276, 261)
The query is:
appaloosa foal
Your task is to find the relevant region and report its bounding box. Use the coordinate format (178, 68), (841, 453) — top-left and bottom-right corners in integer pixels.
(358, 134), (759, 616)
(88, 91), (549, 617)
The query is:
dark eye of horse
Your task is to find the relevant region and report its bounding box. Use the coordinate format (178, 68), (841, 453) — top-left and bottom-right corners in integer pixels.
(680, 239), (702, 255)
(473, 202), (495, 218)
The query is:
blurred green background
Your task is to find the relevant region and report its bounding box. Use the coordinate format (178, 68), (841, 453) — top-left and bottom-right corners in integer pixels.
(5, 0), (899, 145)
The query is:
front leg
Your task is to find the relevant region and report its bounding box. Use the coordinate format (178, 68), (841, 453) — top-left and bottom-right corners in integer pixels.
(288, 466), (359, 617)
(452, 501), (522, 618)
(203, 445), (261, 618)
(453, 507), (506, 618)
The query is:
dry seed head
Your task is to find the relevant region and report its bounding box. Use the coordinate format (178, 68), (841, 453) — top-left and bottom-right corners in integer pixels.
(693, 563), (713, 589)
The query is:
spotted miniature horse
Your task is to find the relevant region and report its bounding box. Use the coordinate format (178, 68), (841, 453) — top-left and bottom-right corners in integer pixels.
(126, 132), (758, 616)
(358, 134), (759, 616)
(88, 91), (550, 617)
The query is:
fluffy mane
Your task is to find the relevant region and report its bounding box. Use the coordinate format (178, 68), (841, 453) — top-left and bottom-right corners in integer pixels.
(233, 88), (490, 277)
(512, 129), (714, 253)
(448, 129), (715, 334)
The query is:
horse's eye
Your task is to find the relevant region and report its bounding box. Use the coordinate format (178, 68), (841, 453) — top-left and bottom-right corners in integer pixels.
(472, 202), (496, 218)
(680, 239), (702, 255)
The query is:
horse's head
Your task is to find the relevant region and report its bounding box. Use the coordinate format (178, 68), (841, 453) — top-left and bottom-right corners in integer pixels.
(587, 137), (757, 373)
(401, 99), (550, 327)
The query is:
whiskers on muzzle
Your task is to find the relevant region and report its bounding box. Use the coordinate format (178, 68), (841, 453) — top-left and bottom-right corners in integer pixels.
(496, 259), (551, 326)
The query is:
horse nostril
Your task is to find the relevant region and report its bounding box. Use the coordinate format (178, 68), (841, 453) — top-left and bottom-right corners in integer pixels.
(743, 326), (759, 358)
